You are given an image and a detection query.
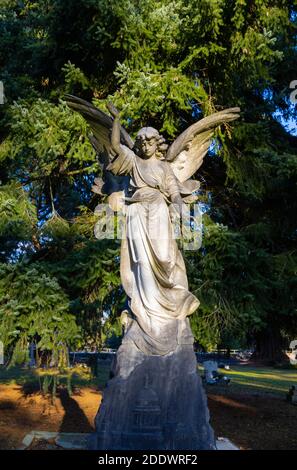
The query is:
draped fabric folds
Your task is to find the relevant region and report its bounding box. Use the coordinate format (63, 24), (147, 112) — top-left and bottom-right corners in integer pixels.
(108, 146), (200, 355)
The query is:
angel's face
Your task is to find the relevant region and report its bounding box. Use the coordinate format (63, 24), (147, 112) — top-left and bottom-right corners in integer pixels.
(137, 136), (158, 159)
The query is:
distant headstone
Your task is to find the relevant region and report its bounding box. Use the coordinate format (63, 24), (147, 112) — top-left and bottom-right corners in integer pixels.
(203, 361), (218, 384)
(28, 342), (36, 367)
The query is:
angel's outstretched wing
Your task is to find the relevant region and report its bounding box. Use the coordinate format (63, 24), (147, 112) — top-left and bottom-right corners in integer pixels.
(167, 107), (240, 184)
(65, 94), (134, 196)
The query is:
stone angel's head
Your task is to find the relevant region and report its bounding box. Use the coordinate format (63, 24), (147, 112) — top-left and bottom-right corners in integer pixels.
(134, 127), (168, 160)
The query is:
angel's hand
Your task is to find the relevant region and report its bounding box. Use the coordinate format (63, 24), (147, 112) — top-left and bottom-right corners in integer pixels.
(170, 195), (190, 241)
(171, 194), (187, 219)
(107, 102), (120, 119)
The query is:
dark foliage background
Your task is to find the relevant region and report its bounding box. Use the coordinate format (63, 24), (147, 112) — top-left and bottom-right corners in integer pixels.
(0, 0), (296, 365)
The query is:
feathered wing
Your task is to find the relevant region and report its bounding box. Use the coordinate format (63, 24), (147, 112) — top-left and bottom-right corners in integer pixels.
(167, 108), (241, 186)
(65, 94), (134, 196)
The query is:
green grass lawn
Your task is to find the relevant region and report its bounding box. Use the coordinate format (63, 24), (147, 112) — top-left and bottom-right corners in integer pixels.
(1, 363), (296, 398)
(0, 363), (111, 393)
(199, 364), (297, 396)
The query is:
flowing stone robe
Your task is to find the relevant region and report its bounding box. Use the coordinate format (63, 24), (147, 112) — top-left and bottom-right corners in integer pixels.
(108, 145), (200, 356)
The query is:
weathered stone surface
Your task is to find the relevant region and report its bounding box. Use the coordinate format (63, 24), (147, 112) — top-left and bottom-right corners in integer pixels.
(56, 433), (90, 449)
(34, 431), (58, 439)
(20, 432), (238, 451)
(21, 433), (35, 449)
(89, 321), (216, 451)
(216, 437), (239, 450)
(19, 431), (58, 450)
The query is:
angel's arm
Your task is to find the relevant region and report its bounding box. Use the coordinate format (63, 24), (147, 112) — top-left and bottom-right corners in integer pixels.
(106, 103), (135, 176)
(108, 104), (122, 155)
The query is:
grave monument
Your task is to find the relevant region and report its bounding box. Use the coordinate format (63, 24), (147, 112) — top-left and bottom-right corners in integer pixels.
(66, 94), (240, 450)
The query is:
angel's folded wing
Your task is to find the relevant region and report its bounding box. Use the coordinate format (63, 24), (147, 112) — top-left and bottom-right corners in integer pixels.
(65, 94), (134, 159)
(167, 107), (240, 183)
(65, 94), (134, 197)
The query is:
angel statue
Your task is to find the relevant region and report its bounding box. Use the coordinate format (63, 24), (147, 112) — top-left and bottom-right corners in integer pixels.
(66, 95), (240, 450)
(66, 95), (240, 358)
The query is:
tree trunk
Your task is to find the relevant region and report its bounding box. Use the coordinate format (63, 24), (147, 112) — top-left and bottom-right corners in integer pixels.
(252, 325), (289, 365)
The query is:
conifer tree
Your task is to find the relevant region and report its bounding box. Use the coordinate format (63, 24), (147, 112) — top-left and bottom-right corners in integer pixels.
(0, 0), (296, 363)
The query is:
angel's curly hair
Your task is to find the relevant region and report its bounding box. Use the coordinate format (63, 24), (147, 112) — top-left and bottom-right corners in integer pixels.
(134, 127), (168, 160)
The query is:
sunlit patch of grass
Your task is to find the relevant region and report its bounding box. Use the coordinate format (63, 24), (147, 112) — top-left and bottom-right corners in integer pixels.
(0, 363), (111, 392)
(198, 365), (297, 396)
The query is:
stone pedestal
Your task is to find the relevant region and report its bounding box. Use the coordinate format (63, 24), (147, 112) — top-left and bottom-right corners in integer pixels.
(89, 319), (216, 450)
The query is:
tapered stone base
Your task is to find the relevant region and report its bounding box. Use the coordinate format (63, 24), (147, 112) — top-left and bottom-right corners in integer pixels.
(89, 319), (216, 450)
